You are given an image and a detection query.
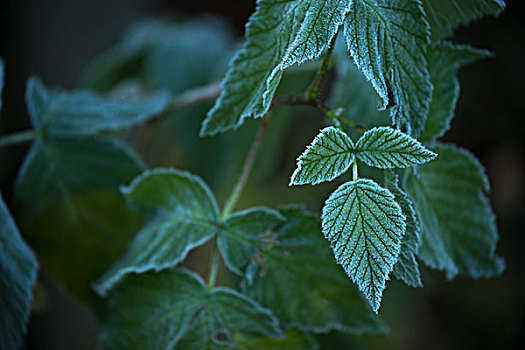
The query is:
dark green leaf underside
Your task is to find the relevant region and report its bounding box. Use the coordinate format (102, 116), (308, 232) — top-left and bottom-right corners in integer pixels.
(101, 269), (281, 349)
(406, 143), (504, 278)
(423, 0), (505, 39)
(420, 42), (489, 143)
(385, 172), (422, 287)
(14, 136), (143, 301)
(244, 207), (387, 333)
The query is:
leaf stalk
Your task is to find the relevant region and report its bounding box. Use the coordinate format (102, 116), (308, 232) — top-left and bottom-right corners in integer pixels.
(220, 116), (270, 221)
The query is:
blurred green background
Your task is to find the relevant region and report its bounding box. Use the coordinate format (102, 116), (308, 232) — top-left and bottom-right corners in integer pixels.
(0, 0), (523, 349)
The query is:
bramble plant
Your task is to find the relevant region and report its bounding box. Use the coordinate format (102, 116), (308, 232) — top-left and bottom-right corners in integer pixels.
(0, 1), (507, 349)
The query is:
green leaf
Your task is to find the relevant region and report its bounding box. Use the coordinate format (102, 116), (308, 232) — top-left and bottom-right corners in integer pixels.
(14, 136), (143, 301)
(322, 179), (406, 312)
(0, 58), (4, 111)
(385, 172), (422, 287)
(330, 42), (390, 129)
(354, 127), (437, 169)
(422, 0), (506, 39)
(0, 193), (39, 350)
(218, 207), (284, 276)
(201, 0), (352, 136)
(290, 127), (354, 186)
(420, 42), (490, 143)
(100, 269), (282, 349)
(245, 207), (387, 331)
(94, 169), (219, 296)
(344, 0), (432, 137)
(78, 18), (233, 93)
(405, 143), (505, 278)
(26, 76), (170, 136)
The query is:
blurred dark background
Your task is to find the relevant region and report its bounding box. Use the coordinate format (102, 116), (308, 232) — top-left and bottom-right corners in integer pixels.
(0, 0), (523, 349)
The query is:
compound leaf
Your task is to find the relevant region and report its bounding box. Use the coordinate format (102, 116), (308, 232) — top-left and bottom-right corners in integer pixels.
(201, 0), (352, 135)
(422, 0), (506, 39)
(244, 207), (387, 332)
(420, 42), (490, 143)
(344, 0), (432, 137)
(26, 76), (170, 136)
(322, 179), (406, 312)
(290, 127), (354, 186)
(406, 143), (505, 278)
(355, 127), (437, 169)
(94, 169), (219, 296)
(385, 172), (422, 287)
(0, 194), (39, 350)
(218, 207), (284, 276)
(101, 269), (281, 349)
(14, 136), (143, 302)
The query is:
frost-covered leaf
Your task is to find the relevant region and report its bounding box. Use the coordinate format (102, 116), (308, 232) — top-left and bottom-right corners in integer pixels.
(78, 18), (234, 93)
(218, 208), (284, 276)
(290, 127), (354, 186)
(26, 76), (170, 136)
(202, 0), (352, 135)
(344, 0), (432, 137)
(330, 42), (390, 129)
(0, 58), (4, 111)
(420, 42), (489, 143)
(0, 193), (39, 350)
(322, 179), (406, 312)
(101, 269), (281, 349)
(355, 127), (437, 169)
(94, 169), (219, 296)
(14, 136), (143, 301)
(406, 143), (505, 278)
(244, 207), (387, 332)
(422, 0), (506, 39)
(385, 172), (422, 287)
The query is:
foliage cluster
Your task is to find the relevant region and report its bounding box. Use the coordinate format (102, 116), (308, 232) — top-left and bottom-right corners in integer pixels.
(0, 1), (506, 349)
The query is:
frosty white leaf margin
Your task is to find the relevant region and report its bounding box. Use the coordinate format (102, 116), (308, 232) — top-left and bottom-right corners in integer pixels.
(290, 126), (437, 186)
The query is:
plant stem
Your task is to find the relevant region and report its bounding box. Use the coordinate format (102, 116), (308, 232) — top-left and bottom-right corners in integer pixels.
(273, 95), (365, 134)
(0, 129), (38, 148)
(166, 81), (222, 113)
(207, 240), (219, 289)
(208, 116), (270, 288)
(352, 158), (358, 181)
(304, 33), (338, 102)
(220, 116), (270, 221)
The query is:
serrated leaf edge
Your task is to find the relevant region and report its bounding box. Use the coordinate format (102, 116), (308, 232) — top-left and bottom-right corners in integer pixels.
(355, 126), (438, 168)
(290, 126), (355, 186)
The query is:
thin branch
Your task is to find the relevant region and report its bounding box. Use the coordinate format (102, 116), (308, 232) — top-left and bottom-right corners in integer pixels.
(220, 116), (270, 221)
(166, 81), (222, 113)
(304, 33), (338, 102)
(273, 95), (365, 134)
(208, 115), (270, 288)
(0, 129), (38, 148)
(207, 239), (220, 289)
